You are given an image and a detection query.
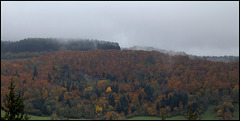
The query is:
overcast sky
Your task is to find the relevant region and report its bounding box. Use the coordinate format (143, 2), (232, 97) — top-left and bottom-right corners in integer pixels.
(1, 1), (239, 56)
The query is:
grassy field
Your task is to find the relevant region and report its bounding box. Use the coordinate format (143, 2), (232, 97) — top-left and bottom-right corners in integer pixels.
(199, 105), (218, 120)
(166, 115), (187, 120)
(2, 104), (239, 120)
(127, 115), (187, 120)
(1, 110), (89, 120)
(1, 110), (50, 120)
(28, 115), (51, 120)
(1, 110), (5, 117)
(127, 116), (162, 120)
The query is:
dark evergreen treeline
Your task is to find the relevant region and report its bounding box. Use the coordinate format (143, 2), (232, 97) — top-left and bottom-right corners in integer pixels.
(1, 38), (120, 53)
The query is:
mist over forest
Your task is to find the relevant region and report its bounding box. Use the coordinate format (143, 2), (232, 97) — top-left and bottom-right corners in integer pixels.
(1, 1), (239, 120)
(1, 38), (120, 53)
(1, 38), (238, 63)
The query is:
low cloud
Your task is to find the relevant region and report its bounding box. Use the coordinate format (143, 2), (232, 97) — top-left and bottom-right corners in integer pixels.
(1, 1), (239, 56)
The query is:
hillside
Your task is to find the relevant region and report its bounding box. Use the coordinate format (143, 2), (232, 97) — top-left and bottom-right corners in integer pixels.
(1, 50), (239, 120)
(1, 38), (120, 59)
(123, 46), (187, 56)
(124, 46), (239, 62)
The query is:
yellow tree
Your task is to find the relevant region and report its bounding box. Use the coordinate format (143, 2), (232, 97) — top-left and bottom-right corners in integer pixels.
(106, 87), (112, 93)
(95, 105), (103, 118)
(217, 110), (222, 117)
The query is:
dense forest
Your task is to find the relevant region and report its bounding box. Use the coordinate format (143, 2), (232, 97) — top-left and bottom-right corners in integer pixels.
(124, 46), (239, 63)
(189, 55), (239, 63)
(1, 50), (239, 120)
(1, 38), (120, 59)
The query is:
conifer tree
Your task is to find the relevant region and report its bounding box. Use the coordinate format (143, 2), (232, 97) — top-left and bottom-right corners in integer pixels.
(186, 103), (198, 120)
(1, 79), (29, 120)
(33, 66), (38, 77)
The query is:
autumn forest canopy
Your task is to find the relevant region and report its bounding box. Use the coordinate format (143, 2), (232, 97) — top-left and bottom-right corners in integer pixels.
(1, 38), (239, 120)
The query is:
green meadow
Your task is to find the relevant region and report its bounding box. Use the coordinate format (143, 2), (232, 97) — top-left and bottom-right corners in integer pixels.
(127, 115), (187, 120)
(1, 110), (88, 120)
(1, 104), (239, 120)
(199, 105), (218, 120)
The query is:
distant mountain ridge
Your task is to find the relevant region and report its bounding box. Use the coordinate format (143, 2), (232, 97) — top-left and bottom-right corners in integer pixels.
(1, 38), (238, 63)
(123, 46), (239, 62)
(1, 38), (120, 53)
